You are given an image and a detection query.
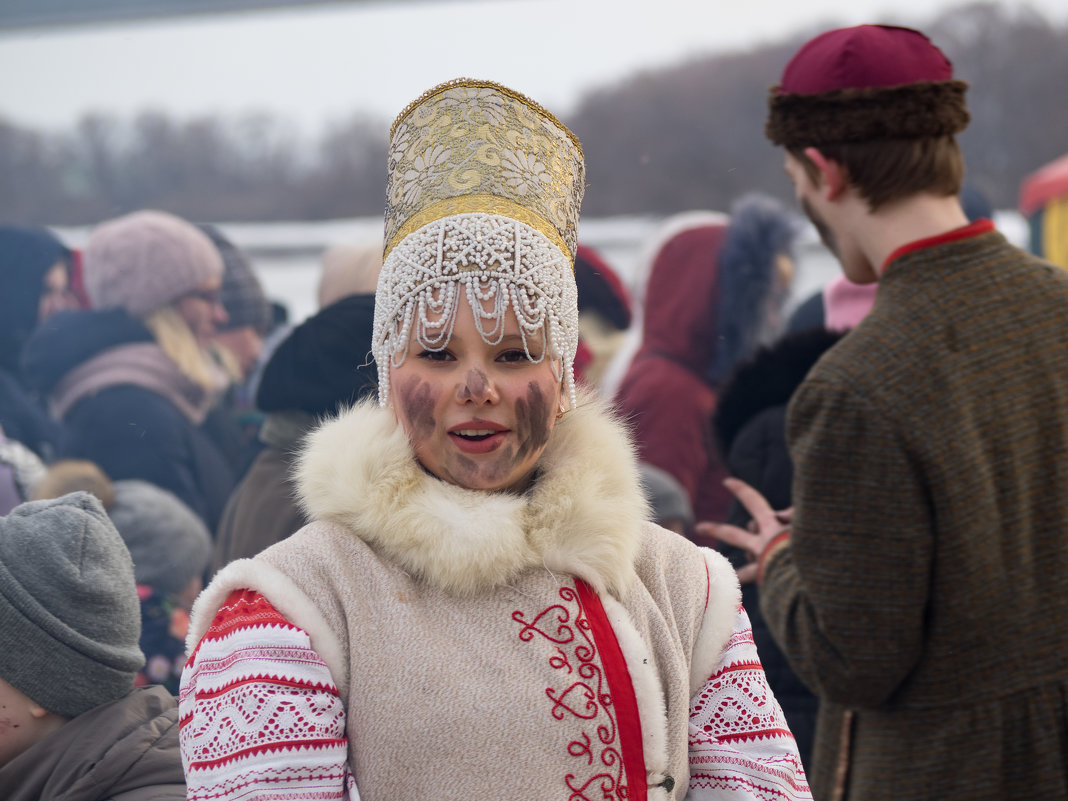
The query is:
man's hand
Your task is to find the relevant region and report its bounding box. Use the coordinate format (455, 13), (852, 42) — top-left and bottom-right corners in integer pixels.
(694, 478), (792, 584)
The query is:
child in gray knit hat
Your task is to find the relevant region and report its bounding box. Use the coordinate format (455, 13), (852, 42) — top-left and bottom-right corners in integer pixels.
(0, 492), (184, 798)
(31, 460), (213, 695)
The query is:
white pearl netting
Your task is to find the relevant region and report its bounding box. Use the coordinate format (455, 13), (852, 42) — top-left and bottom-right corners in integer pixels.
(373, 213), (579, 409)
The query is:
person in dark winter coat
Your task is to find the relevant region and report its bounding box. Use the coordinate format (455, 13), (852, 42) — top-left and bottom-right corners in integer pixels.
(614, 195), (797, 527)
(20, 211), (235, 530)
(709, 24), (1068, 801)
(710, 327), (844, 771)
(0, 492), (184, 799)
(0, 225), (84, 459)
(211, 293), (378, 573)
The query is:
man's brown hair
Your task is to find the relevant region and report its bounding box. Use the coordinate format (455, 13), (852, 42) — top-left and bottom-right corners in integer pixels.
(789, 135), (964, 211)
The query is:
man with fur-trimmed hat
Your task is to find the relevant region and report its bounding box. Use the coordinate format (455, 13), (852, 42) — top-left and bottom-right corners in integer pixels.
(705, 24), (1068, 801)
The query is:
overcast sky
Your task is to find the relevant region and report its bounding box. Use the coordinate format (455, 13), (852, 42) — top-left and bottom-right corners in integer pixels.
(1, 0), (1063, 137)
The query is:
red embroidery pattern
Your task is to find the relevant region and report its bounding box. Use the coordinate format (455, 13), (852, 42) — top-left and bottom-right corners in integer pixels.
(691, 626), (794, 745)
(180, 590), (351, 801)
(688, 606), (810, 800)
(513, 584), (629, 800)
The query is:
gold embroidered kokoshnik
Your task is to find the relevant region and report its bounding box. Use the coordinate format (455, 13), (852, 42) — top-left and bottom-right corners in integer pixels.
(384, 79), (585, 263)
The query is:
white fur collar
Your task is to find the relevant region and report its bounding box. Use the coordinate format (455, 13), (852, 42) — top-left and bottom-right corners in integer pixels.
(294, 396), (649, 598)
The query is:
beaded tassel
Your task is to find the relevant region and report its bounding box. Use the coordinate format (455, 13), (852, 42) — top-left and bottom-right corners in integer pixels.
(373, 213), (579, 410)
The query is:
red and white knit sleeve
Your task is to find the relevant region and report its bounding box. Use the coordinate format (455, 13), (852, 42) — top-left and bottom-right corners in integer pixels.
(179, 589), (359, 801)
(687, 606), (812, 800)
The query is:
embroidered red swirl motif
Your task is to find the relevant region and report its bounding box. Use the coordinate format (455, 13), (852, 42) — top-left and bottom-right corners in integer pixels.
(513, 583), (628, 800)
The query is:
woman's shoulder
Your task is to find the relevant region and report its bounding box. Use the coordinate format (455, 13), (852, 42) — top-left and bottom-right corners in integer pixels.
(634, 522), (738, 598)
(630, 522), (742, 693)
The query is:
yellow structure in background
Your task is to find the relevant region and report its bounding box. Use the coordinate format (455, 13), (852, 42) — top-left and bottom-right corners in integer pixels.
(1041, 195), (1068, 270)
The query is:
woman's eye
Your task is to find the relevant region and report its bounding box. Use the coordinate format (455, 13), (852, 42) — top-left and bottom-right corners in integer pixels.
(418, 349), (453, 362)
(498, 349), (532, 363)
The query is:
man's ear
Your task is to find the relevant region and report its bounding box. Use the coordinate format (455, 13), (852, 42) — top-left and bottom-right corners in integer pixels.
(28, 702), (52, 719)
(803, 147), (848, 200)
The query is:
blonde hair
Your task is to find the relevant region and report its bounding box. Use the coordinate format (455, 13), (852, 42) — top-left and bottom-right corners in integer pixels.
(142, 306), (221, 392)
(209, 341), (244, 384)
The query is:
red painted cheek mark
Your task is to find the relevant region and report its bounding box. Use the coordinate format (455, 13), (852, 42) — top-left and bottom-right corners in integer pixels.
(514, 382), (552, 460)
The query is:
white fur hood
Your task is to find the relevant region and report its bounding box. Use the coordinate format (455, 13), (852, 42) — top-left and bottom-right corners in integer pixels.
(294, 396), (651, 598)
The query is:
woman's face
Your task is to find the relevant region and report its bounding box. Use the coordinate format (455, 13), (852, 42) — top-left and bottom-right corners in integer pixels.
(175, 277), (227, 346)
(37, 261), (80, 322)
(390, 295), (563, 494)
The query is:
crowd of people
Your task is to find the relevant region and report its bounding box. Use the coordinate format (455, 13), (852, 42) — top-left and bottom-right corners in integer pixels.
(1, 22), (1065, 801)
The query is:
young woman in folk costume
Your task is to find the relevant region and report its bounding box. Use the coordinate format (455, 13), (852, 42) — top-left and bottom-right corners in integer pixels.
(178, 80), (810, 801)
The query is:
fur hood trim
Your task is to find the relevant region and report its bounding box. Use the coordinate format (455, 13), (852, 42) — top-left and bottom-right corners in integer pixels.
(294, 395), (650, 598)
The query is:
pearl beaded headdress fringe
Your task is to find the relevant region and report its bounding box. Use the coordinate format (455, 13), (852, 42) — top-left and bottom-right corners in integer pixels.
(373, 78), (586, 408)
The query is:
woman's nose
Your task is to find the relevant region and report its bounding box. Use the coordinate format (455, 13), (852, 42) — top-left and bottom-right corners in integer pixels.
(457, 367), (499, 404)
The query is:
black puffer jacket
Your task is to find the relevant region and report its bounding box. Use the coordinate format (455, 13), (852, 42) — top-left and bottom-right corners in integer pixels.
(712, 327), (844, 771)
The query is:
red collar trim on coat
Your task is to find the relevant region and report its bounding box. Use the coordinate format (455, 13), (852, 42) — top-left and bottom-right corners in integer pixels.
(882, 218), (995, 273)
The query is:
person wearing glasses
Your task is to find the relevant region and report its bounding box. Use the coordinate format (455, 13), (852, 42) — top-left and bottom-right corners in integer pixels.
(22, 210), (235, 529)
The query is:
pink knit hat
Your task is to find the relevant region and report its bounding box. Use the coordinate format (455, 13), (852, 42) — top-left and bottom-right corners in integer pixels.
(83, 210), (224, 317)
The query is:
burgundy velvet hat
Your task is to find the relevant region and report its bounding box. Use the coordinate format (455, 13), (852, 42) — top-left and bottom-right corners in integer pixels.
(765, 25), (970, 147)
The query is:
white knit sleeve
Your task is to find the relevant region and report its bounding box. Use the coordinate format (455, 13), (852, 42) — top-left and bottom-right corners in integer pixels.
(687, 606), (811, 801)
(179, 589), (360, 801)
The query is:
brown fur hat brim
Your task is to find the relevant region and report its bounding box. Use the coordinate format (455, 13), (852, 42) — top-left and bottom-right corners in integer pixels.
(765, 80), (970, 147)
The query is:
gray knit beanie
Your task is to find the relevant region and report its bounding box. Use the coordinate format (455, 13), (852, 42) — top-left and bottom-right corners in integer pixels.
(0, 492), (144, 718)
(108, 480), (212, 597)
(83, 210), (224, 317)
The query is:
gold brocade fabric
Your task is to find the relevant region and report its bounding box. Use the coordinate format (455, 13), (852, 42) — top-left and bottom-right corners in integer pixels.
(384, 79), (585, 262)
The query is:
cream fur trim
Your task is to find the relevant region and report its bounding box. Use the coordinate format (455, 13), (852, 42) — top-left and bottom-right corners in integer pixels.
(600, 593), (669, 790)
(294, 395), (649, 597)
(689, 548), (743, 697)
(187, 557), (351, 705)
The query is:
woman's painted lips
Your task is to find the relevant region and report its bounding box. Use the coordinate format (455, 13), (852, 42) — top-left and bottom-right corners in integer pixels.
(449, 422), (508, 453)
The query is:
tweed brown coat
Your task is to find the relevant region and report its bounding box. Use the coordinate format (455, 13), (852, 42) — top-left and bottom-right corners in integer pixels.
(761, 227), (1068, 801)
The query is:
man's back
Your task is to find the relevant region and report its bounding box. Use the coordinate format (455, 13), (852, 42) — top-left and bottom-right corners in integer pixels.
(767, 224), (1068, 799)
